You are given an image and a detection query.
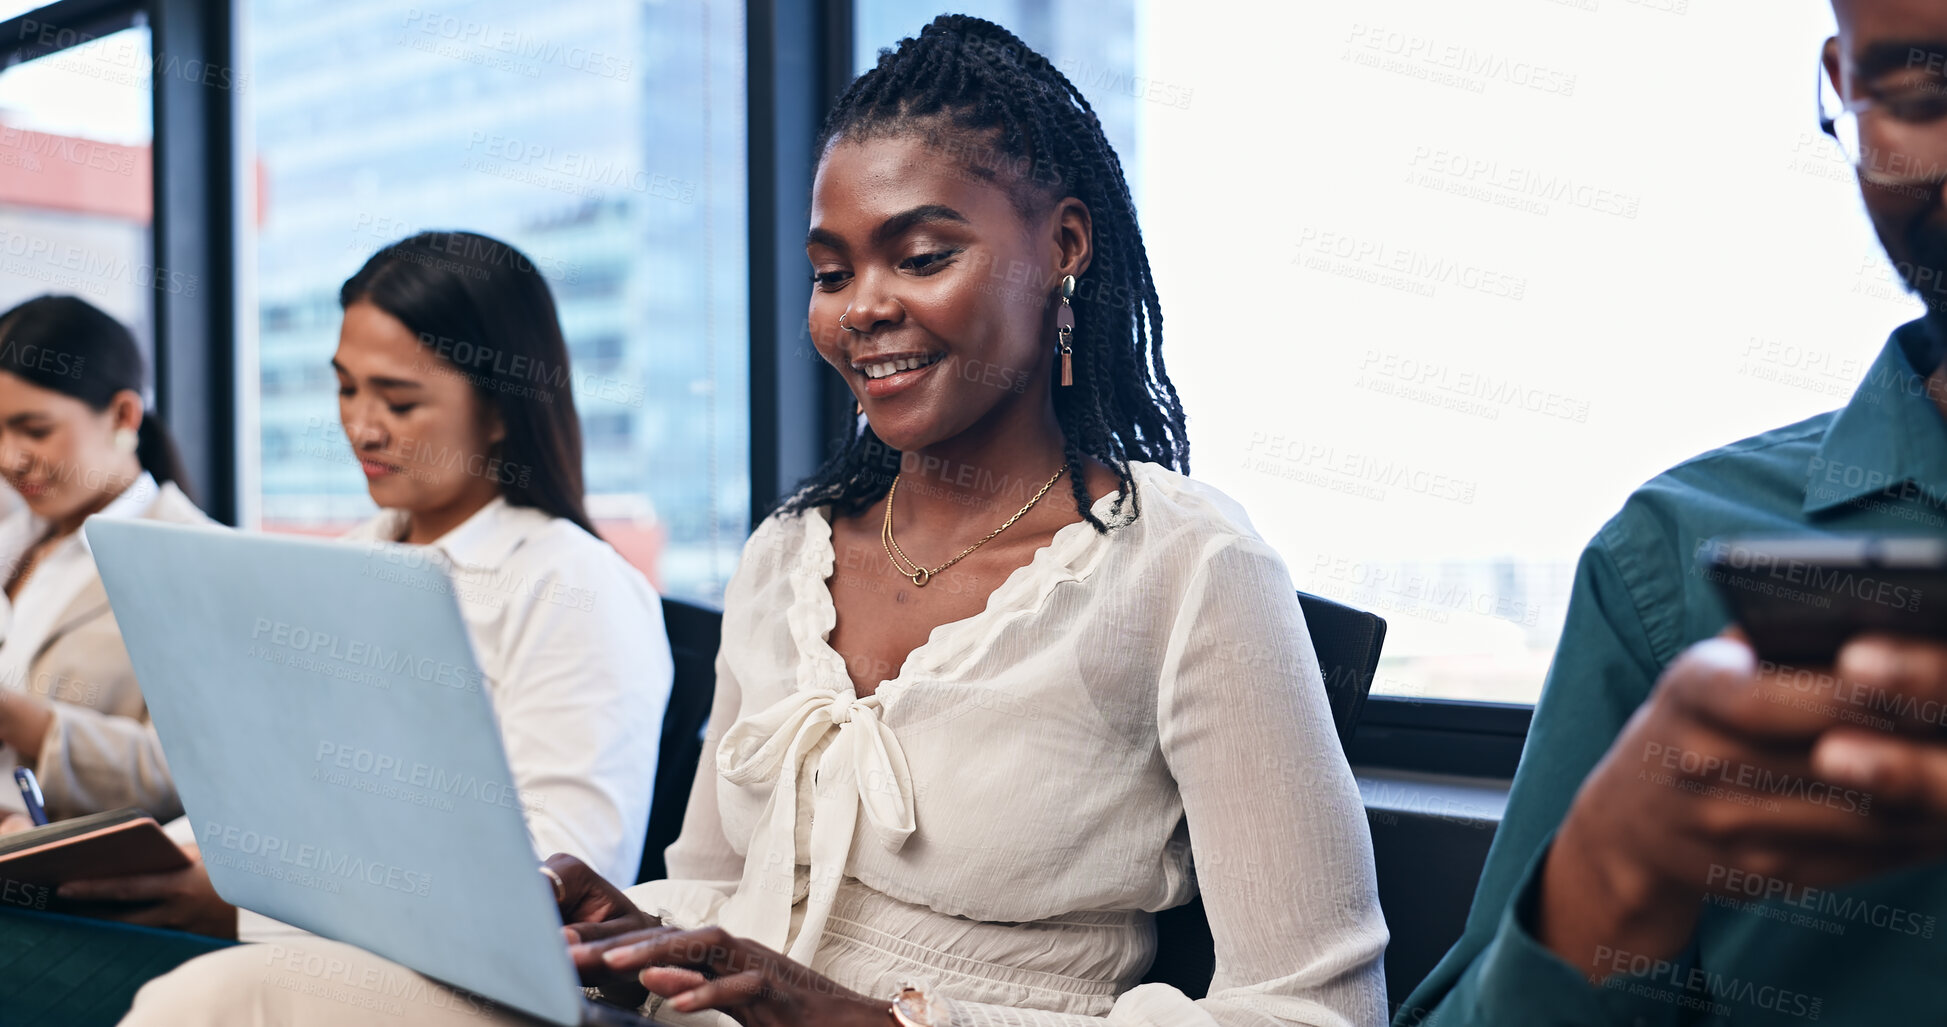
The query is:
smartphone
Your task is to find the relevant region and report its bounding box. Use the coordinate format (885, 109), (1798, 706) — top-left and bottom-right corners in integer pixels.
(1699, 536), (1947, 665)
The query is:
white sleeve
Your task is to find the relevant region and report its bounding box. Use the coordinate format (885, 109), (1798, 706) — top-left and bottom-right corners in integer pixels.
(623, 645), (747, 929)
(35, 703), (181, 821)
(936, 534), (1390, 1027)
(23, 615), (180, 820)
(494, 559), (671, 886)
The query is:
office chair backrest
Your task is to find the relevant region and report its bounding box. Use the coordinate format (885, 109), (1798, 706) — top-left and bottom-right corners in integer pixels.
(636, 597), (723, 885)
(1298, 590), (1388, 751)
(637, 591), (1389, 1002)
(1138, 590), (1387, 998)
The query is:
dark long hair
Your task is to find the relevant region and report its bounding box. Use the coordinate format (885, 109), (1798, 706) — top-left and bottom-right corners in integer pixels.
(341, 231), (596, 537)
(778, 14), (1188, 531)
(0, 295), (192, 498)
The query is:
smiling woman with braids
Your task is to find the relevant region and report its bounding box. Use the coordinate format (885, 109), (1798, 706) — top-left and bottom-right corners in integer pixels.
(120, 15), (1386, 1027)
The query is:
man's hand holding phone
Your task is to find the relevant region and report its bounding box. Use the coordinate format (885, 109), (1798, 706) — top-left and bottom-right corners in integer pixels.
(1539, 630), (1947, 982)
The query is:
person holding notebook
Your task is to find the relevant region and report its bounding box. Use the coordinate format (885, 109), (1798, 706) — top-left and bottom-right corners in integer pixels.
(57, 232), (673, 934)
(0, 295), (211, 830)
(123, 16), (1387, 1026)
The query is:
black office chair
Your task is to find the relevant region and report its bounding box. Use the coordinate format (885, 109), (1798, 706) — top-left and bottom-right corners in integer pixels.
(1302, 590), (1389, 753)
(635, 591), (1389, 1002)
(635, 597), (723, 885)
(1137, 590), (1388, 999)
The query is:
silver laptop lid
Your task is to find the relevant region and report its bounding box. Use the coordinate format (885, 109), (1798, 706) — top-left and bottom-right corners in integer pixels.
(87, 517), (584, 1026)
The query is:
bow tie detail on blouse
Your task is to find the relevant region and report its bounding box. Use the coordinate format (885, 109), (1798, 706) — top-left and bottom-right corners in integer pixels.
(714, 686), (916, 963)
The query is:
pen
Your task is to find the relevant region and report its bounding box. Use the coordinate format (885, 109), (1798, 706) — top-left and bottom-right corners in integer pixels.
(12, 767), (47, 827)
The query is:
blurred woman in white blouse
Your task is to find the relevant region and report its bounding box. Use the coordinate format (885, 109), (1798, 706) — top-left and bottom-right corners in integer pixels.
(0, 295), (211, 830)
(60, 232), (671, 937)
(124, 17), (1386, 1026)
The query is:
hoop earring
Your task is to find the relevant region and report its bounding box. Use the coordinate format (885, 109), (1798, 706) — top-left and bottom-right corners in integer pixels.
(1055, 275), (1076, 387)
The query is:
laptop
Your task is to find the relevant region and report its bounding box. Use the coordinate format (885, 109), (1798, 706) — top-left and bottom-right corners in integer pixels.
(86, 518), (668, 1026)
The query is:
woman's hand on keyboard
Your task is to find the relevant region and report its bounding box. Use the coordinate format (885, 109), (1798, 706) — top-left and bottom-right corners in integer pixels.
(595, 924), (894, 1027)
(547, 852), (665, 1006)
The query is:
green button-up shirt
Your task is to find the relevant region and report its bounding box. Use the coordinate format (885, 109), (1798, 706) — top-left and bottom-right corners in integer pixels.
(1396, 319), (1947, 1026)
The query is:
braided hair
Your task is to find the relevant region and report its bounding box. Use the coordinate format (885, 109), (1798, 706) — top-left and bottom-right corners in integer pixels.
(778, 13), (1188, 532)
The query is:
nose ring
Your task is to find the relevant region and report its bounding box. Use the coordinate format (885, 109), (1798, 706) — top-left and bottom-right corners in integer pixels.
(839, 312), (861, 334)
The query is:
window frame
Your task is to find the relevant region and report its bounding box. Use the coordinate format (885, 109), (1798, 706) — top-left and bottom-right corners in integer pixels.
(746, 0), (855, 526)
(1347, 696), (1532, 778)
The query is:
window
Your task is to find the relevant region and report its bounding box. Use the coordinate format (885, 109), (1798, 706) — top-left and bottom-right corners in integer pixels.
(0, 23), (156, 367)
(580, 333), (625, 374)
(860, 0), (1898, 708)
(245, 0), (748, 604)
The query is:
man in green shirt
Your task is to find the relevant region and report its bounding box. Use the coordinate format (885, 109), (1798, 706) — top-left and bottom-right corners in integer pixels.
(1398, 2), (1947, 1023)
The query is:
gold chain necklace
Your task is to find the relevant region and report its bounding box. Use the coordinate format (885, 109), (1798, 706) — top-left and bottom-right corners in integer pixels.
(881, 465), (1067, 587)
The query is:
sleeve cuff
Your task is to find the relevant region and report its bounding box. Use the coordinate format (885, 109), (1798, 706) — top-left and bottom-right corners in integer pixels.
(620, 878), (737, 931)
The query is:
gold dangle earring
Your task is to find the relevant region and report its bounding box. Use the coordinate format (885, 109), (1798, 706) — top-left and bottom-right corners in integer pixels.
(1056, 274), (1076, 387)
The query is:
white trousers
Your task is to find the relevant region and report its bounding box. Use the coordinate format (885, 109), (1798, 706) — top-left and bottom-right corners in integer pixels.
(119, 934), (734, 1027)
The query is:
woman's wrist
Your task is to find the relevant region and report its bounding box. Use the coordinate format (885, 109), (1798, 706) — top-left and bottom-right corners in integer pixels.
(0, 690), (53, 763)
(0, 689), (21, 740)
(854, 996), (901, 1027)
(883, 982), (944, 1026)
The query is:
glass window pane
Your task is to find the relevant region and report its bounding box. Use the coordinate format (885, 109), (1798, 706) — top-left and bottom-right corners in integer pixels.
(855, 1), (1894, 707)
(246, 0), (748, 605)
(0, 24), (156, 366)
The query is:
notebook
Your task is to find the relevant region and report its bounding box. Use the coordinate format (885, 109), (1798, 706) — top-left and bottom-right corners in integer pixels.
(0, 808), (188, 890)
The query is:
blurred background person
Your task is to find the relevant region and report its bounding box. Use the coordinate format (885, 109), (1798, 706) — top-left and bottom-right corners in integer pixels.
(0, 294), (207, 830)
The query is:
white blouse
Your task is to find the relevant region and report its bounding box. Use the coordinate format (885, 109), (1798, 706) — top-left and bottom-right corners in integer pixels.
(631, 462), (1389, 1027)
(341, 498), (672, 886)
